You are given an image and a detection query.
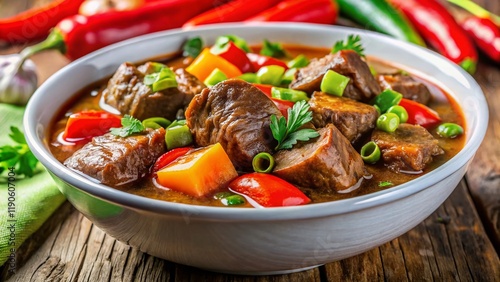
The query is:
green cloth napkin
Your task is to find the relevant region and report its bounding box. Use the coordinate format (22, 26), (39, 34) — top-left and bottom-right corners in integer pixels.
(0, 103), (66, 267)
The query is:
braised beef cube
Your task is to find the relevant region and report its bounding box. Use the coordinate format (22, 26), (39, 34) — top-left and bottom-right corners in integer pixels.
(273, 124), (366, 193)
(376, 73), (432, 105)
(103, 62), (205, 121)
(290, 50), (380, 102)
(309, 91), (378, 143)
(185, 79), (282, 171)
(64, 128), (166, 186)
(372, 123), (444, 172)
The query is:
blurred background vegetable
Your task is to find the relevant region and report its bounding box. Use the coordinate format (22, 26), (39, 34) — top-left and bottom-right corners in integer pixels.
(336, 0), (425, 46)
(448, 0), (500, 63)
(78, 0), (145, 16)
(0, 55), (37, 105)
(245, 0), (338, 24)
(390, 0), (478, 74)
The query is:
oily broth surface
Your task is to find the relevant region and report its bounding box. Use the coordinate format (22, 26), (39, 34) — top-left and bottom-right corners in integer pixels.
(48, 45), (466, 207)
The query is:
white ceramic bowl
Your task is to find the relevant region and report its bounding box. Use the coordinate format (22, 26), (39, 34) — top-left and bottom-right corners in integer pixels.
(24, 23), (488, 275)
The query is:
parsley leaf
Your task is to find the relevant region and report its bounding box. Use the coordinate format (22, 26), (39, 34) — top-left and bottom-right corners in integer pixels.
(332, 35), (365, 57)
(182, 36), (203, 58)
(270, 100), (319, 150)
(0, 126), (39, 178)
(110, 115), (145, 137)
(260, 39), (286, 58)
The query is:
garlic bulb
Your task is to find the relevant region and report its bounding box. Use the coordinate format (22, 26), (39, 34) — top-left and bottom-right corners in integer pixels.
(0, 54), (38, 105)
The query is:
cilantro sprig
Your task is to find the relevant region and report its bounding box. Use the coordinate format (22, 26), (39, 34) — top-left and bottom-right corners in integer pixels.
(0, 126), (39, 178)
(332, 35), (365, 57)
(270, 100), (320, 150)
(110, 115), (145, 137)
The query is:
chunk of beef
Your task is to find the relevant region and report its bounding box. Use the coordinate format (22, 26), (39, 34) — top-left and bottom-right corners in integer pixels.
(376, 73), (432, 105)
(273, 124), (366, 193)
(102, 62), (205, 121)
(290, 50), (380, 102)
(185, 79), (281, 171)
(64, 128), (166, 186)
(371, 123), (444, 172)
(309, 91), (378, 143)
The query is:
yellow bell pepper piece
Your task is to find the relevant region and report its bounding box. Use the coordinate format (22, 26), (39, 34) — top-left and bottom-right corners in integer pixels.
(186, 48), (242, 82)
(156, 143), (238, 197)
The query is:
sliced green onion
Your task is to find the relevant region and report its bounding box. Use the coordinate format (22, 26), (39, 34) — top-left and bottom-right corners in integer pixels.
(182, 36), (203, 58)
(142, 117), (171, 129)
(152, 78), (178, 92)
(150, 62), (167, 72)
(271, 87), (308, 102)
(374, 104), (382, 116)
(238, 73), (259, 83)
(165, 125), (193, 150)
(377, 113), (400, 133)
(360, 141), (381, 164)
(158, 67), (176, 80)
(369, 65), (377, 76)
(256, 65), (285, 86)
(252, 152), (275, 173)
(287, 54), (309, 68)
(320, 69), (350, 97)
(144, 65), (178, 92)
(281, 68), (297, 85)
(436, 123), (464, 138)
(204, 68), (228, 87)
(386, 105), (408, 123)
(373, 89), (403, 113)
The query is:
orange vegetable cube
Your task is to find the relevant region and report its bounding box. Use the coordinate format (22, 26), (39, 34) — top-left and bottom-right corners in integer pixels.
(186, 48), (242, 81)
(156, 143), (238, 197)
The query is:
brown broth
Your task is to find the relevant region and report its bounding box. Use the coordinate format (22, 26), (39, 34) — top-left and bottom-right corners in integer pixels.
(48, 45), (466, 207)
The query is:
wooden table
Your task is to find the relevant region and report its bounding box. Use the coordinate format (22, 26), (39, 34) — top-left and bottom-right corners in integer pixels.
(1, 1), (499, 281)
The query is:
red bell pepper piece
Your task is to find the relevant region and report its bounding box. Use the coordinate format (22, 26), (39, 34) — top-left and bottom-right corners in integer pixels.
(229, 172), (311, 207)
(247, 53), (288, 72)
(271, 98), (294, 119)
(399, 98), (441, 128)
(460, 17), (500, 63)
(18, 0), (220, 60)
(62, 110), (122, 141)
(152, 147), (192, 174)
(0, 0), (85, 43)
(245, 0), (338, 25)
(389, 0), (478, 74)
(211, 41), (254, 73)
(183, 0), (282, 27)
(253, 83), (273, 97)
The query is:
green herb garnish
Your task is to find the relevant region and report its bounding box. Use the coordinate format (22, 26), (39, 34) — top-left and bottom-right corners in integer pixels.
(379, 181), (393, 187)
(260, 39), (286, 58)
(270, 100), (319, 150)
(182, 36), (203, 58)
(332, 35), (365, 57)
(0, 126), (39, 177)
(110, 115), (145, 137)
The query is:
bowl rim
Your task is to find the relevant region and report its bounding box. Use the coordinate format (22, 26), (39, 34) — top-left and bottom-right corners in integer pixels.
(24, 22), (489, 221)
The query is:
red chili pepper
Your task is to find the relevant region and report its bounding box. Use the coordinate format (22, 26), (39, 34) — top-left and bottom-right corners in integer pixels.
(460, 16), (500, 62)
(389, 0), (478, 74)
(63, 110), (122, 141)
(228, 172), (311, 207)
(0, 0), (85, 43)
(245, 0), (338, 25)
(247, 53), (289, 72)
(19, 0), (219, 61)
(399, 98), (441, 128)
(183, 0), (282, 27)
(152, 147), (192, 174)
(211, 41), (254, 73)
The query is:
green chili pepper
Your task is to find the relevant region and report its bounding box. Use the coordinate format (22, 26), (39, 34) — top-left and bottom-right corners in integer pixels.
(336, 0), (425, 46)
(238, 73), (259, 83)
(256, 65), (285, 86)
(386, 105), (408, 123)
(436, 122), (463, 138)
(281, 68), (297, 85)
(377, 113), (400, 133)
(320, 69), (350, 97)
(360, 141), (381, 164)
(142, 117), (171, 129)
(271, 87), (308, 102)
(252, 152), (275, 173)
(204, 68), (227, 87)
(287, 54), (309, 68)
(165, 124), (193, 150)
(372, 89), (403, 113)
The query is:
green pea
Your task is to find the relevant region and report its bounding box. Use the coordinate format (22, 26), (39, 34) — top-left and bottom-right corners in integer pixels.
(360, 141), (381, 164)
(386, 105), (408, 123)
(377, 113), (400, 133)
(436, 123), (464, 138)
